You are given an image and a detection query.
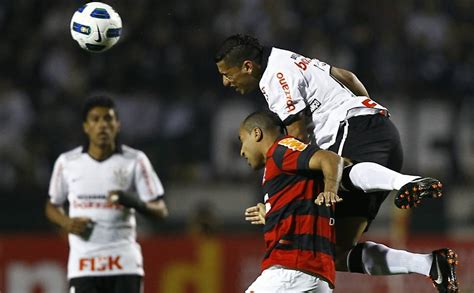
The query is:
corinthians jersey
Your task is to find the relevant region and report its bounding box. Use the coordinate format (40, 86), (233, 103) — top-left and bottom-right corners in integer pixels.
(259, 47), (388, 149)
(48, 145), (164, 279)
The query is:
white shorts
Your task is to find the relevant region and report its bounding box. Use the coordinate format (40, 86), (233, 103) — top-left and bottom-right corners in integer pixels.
(245, 266), (332, 293)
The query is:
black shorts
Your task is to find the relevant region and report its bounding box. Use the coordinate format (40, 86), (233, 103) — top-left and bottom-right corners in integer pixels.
(328, 114), (403, 228)
(69, 274), (143, 293)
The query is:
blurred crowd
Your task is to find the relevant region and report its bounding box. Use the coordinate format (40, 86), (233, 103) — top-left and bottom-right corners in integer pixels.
(0, 0), (472, 230)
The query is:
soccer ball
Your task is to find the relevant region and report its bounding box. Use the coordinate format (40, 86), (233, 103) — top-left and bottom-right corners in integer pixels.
(70, 2), (122, 53)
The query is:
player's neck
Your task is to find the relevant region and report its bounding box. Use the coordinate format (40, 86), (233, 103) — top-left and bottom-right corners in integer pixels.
(88, 143), (116, 161)
(262, 136), (277, 157)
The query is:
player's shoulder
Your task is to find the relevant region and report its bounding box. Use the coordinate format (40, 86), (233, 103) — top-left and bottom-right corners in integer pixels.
(58, 146), (84, 162)
(277, 137), (309, 152)
(261, 47), (304, 84)
(270, 47), (296, 58)
(266, 47), (296, 68)
(120, 144), (147, 160)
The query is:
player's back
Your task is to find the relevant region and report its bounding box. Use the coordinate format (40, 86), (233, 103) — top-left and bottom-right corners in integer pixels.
(260, 47), (387, 149)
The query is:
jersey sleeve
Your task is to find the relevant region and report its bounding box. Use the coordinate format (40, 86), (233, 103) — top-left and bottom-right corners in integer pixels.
(261, 68), (307, 124)
(134, 151), (164, 202)
(48, 155), (68, 205)
(272, 138), (320, 174)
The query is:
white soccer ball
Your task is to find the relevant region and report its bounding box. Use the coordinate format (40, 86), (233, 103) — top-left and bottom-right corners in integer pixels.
(70, 2), (122, 53)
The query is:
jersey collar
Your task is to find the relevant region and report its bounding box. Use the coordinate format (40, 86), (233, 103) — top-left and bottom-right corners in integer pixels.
(81, 143), (123, 162)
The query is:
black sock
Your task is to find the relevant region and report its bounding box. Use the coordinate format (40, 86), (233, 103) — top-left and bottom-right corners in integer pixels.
(347, 242), (367, 274)
(341, 164), (357, 192)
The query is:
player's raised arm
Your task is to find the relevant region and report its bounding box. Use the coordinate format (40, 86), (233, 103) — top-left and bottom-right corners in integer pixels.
(308, 149), (344, 206)
(330, 66), (370, 98)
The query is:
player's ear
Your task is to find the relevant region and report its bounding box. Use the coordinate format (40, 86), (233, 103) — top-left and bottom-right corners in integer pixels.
(253, 127), (263, 142)
(82, 122), (90, 135)
(242, 60), (253, 73)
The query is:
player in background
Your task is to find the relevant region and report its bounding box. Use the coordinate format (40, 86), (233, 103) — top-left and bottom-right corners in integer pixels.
(216, 35), (458, 292)
(45, 96), (168, 293)
(240, 111), (342, 292)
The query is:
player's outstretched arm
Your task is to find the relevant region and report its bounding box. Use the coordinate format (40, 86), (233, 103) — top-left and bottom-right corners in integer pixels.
(45, 201), (93, 238)
(330, 66), (370, 98)
(244, 203), (266, 225)
(108, 191), (169, 219)
(308, 150), (343, 206)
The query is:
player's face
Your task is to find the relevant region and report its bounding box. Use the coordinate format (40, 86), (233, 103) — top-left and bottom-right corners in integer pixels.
(239, 127), (265, 170)
(83, 107), (120, 148)
(216, 60), (259, 95)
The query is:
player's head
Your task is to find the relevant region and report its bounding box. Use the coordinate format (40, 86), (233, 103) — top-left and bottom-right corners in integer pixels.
(215, 34), (263, 95)
(82, 95), (120, 149)
(239, 111), (286, 170)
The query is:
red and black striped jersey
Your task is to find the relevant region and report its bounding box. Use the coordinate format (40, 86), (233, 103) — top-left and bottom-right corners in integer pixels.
(261, 136), (336, 287)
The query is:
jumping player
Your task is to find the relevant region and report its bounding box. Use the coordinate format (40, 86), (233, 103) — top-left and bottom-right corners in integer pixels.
(216, 35), (458, 292)
(45, 96), (168, 293)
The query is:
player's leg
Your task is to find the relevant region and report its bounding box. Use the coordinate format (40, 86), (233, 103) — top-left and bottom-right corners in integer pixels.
(341, 162), (443, 208)
(346, 242), (459, 292)
(330, 114), (397, 272)
(69, 276), (101, 293)
(342, 162), (442, 209)
(334, 216), (368, 271)
(333, 115), (459, 291)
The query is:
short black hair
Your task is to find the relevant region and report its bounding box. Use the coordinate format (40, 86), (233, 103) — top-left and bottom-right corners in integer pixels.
(215, 34), (264, 67)
(241, 111), (287, 135)
(82, 95), (117, 121)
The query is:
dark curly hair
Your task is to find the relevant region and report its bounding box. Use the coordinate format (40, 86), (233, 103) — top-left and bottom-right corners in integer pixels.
(215, 34), (264, 67)
(82, 95), (117, 122)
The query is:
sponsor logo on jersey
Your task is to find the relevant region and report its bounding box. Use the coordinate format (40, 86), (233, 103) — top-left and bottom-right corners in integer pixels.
(72, 197), (121, 209)
(278, 137), (308, 152)
(276, 72), (296, 112)
(79, 255), (123, 272)
(309, 99), (322, 113)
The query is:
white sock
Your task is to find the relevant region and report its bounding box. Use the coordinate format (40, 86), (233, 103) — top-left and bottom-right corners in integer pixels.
(361, 241), (432, 276)
(349, 162), (420, 192)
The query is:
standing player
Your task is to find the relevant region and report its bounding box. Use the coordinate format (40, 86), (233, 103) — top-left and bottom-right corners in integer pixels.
(216, 35), (458, 292)
(45, 96), (168, 293)
(240, 111), (342, 292)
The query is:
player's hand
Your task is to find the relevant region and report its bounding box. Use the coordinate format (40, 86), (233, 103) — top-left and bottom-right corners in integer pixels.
(245, 203), (266, 225)
(315, 192), (342, 206)
(108, 190), (148, 213)
(108, 190), (125, 205)
(108, 190), (137, 208)
(63, 217), (93, 237)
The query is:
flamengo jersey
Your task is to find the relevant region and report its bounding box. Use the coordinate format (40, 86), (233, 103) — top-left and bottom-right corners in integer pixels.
(262, 136), (336, 288)
(260, 47), (388, 149)
(48, 145), (164, 279)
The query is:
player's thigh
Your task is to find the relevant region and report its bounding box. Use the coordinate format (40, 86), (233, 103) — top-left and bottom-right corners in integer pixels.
(111, 275), (143, 293)
(335, 217), (368, 271)
(246, 266), (332, 293)
(69, 277), (100, 293)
